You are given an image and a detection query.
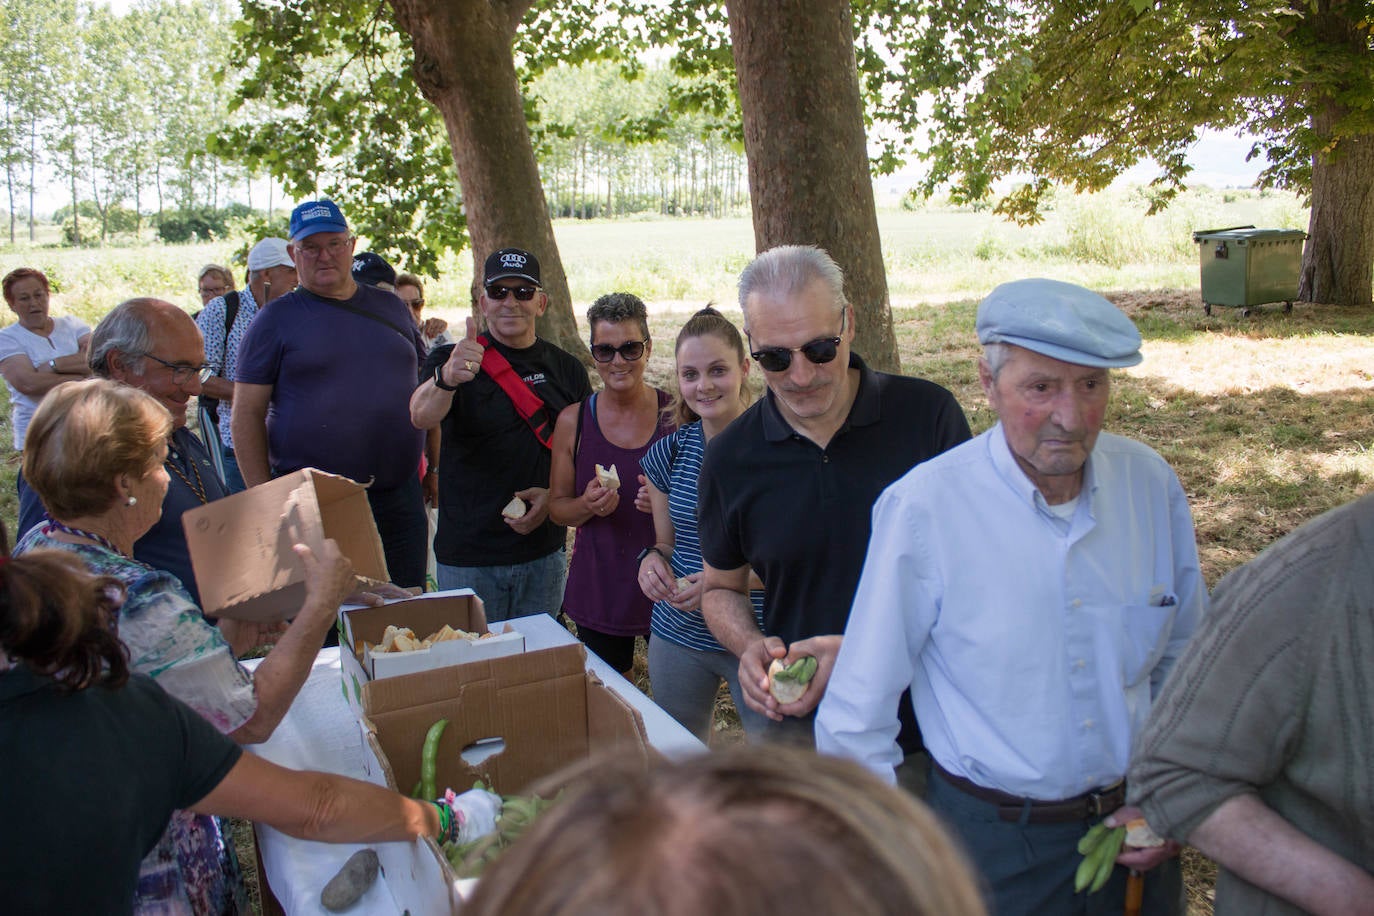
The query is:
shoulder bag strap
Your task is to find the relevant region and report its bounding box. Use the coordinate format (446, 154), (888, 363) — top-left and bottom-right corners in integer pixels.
(313, 295), (413, 342)
(476, 334), (556, 450)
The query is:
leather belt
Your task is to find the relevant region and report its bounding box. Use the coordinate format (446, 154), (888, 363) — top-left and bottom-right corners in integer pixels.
(933, 762), (1125, 824)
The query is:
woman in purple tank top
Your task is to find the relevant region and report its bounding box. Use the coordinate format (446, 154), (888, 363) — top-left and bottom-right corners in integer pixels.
(550, 293), (673, 675)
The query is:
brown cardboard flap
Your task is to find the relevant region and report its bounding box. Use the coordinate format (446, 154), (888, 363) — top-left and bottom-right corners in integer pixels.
(183, 468), (388, 621)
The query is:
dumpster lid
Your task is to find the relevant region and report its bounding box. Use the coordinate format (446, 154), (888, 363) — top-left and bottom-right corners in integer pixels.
(1193, 226), (1307, 243)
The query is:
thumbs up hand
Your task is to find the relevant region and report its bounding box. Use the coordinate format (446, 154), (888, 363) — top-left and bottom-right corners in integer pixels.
(439, 316), (486, 389)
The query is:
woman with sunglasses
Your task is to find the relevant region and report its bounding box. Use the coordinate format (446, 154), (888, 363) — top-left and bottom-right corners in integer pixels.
(549, 293), (673, 677)
(634, 307), (770, 741)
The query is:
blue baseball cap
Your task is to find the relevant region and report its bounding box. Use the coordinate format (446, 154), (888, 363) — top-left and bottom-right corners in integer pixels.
(288, 199), (349, 242)
(976, 278), (1143, 368)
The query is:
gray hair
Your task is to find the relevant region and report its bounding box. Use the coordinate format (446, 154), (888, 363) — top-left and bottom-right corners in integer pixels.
(982, 342), (1012, 379)
(738, 245), (846, 324)
(587, 292), (650, 340)
(88, 299), (159, 377)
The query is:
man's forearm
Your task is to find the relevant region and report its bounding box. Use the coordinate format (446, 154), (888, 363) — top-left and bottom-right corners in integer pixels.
(1189, 793), (1374, 915)
(410, 379), (454, 430)
(200, 376), (235, 401)
(702, 586), (763, 657)
(231, 405), (271, 487)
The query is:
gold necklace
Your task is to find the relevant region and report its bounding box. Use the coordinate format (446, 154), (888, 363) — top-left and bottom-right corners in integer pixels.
(165, 447), (209, 504)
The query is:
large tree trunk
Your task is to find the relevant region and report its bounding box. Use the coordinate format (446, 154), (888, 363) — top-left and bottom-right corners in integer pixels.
(388, 0), (589, 365)
(1300, 128), (1374, 306)
(1298, 4), (1374, 306)
(725, 0), (899, 372)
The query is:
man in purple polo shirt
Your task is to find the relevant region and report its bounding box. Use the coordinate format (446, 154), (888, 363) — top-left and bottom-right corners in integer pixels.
(232, 200), (428, 590)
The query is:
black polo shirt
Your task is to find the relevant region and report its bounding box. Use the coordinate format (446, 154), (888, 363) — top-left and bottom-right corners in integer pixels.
(698, 353), (971, 645)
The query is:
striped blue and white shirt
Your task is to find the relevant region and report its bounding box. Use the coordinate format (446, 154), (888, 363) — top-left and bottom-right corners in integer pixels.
(641, 422), (765, 652)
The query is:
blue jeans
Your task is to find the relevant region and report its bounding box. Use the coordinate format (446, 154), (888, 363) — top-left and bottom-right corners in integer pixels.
(219, 449), (247, 495)
(15, 468), (45, 541)
(365, 475), (428, 590)
(436, 549), (567, 623)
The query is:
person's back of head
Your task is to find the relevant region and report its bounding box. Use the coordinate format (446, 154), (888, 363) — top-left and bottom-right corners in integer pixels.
(462, 745), (987, 916)
(0, 521), (129, 691)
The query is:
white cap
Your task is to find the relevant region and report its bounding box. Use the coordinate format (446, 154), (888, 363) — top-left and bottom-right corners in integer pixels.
(247, 237), (292, 271)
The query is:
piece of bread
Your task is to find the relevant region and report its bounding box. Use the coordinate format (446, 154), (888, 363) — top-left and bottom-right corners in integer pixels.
(502, 496), (528, 519)
(767, 656), (818, 705)
(675, 576), (692, 592)
(594, 463), (620, 490)
(1124, 818), (1165, 848)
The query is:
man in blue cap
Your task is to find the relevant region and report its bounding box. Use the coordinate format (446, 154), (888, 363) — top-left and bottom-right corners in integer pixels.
(233, 200), (429, 591)
(817, 278), (1203, 916)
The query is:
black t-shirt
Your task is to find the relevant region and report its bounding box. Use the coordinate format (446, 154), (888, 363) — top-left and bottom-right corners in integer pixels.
(421, 336), (592, 566)
(0, 668), (242, 915)
(698, 354), (972, 644)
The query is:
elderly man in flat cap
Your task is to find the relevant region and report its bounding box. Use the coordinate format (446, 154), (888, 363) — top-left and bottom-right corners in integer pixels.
(817, 278), (1203, 916)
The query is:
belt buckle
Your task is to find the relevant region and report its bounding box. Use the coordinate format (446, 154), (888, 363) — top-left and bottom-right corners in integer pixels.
(1087, 790), (1108, 817)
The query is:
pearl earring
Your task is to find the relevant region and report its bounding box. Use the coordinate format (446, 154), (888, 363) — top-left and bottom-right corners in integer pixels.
(126, 496), (137, 507)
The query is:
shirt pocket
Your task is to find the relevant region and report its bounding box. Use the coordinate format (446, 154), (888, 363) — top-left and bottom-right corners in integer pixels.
(1120, 599), (1177, 686)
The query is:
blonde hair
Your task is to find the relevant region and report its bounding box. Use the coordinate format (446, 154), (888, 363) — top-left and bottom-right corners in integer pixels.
(23, 379), (173, 519)
(462, 745), (987, 916)
(665, 305), (753, 428)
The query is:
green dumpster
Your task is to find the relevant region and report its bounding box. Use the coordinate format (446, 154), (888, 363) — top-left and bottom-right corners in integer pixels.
(1192, 226), (1307, 316)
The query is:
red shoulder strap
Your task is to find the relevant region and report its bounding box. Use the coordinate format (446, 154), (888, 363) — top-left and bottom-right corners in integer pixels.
(477, 335), (556, 450)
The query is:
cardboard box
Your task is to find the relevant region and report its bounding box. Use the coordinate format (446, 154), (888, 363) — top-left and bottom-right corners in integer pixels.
(338, 590), (526, 716)
(358, 644), (652, 912)
(182, 468), (389, 621)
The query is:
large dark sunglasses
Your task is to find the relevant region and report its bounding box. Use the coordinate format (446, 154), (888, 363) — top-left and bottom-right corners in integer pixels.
(485, 285), (538, 301)
(748, 312), (846, 373)
(590, 340), (648, 363)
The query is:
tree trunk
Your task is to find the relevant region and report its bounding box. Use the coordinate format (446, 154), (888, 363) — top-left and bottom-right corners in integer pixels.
(389, 0), (588, 363)
(1297, 5), (1374, 307)
(725, 0), (899, 371)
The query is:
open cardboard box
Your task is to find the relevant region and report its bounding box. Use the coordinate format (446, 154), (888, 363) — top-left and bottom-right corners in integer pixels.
(182, 468), (390, 622)
(357, 644), (652, 910)
(338, 590), (525, 716)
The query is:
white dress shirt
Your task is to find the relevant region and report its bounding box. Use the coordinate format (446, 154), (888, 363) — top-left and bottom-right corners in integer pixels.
(816, 425), (1205, 800)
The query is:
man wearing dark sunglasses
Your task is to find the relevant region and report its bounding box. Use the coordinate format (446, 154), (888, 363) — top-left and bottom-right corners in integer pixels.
(411, 247), (592, 622)
(698, 245), (971, 768)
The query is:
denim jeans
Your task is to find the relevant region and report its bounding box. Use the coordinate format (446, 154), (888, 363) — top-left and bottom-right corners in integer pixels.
(15, 468), (45, 541)
(436, 549), (567, 623)
(365, 474), (428, 590)
(219, 449), (247, 495)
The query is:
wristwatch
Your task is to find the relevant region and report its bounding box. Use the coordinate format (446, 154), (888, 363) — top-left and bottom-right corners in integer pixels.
(47, 359), (56, 370)
(635, 546), (665, 565)
(433, 373), (460, 391)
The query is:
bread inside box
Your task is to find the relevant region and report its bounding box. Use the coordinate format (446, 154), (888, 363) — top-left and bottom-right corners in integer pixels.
(361, 644), (651, 797)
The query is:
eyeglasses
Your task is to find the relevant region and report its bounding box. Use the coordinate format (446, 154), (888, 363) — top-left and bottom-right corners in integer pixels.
(142, 353), (216, 385)
(294, 237), (353, 260)
(485, 285), (538, 301)
(199, 284), (229, 298)
(748, 312), (846, 373)
(590, 340), (648, 363)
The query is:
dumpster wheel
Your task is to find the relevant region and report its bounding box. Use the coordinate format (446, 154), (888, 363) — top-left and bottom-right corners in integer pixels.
(1241, 308), (1252, 318)
(1203, 303), (1212, 316)
(1284, 300), (1293, 313)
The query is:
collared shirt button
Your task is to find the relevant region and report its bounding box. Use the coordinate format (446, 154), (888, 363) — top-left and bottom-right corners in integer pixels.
(1082, 718), (1095, 729)
(1071, 598), (1083, 608)
(1073, 658), (1087, 670)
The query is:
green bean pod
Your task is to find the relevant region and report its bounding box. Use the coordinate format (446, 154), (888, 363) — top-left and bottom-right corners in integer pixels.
(421, 719), (448, 801)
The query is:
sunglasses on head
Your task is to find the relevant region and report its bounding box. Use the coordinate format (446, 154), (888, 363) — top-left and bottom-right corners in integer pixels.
(485, 285), (538, 301)
(748, 311), (847, 373)
(590, 339), (648, 363)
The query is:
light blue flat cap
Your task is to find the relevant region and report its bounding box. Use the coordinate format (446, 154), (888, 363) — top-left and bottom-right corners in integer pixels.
(976, 278), (1143, 368)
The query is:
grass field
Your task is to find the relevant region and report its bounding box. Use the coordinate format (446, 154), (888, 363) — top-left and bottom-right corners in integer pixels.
(1, 187), (1365, 915)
